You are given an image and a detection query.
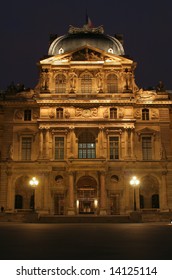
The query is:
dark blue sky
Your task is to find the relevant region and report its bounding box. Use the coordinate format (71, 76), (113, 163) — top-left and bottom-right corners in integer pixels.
(1, 0), (172, 90)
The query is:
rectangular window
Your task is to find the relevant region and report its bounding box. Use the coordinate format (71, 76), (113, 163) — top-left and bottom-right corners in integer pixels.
(21, 137), (32, 160)
(142, 136), (152, 160)
(109, 137), (119, 159)
(110, 108), (117, 119)
(55, 137), (64, 159)
(24, 110), (31, 121)
(78, 143), (95, 159)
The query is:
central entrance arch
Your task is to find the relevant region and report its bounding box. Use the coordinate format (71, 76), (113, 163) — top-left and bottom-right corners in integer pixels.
(77, 176), (98, 214)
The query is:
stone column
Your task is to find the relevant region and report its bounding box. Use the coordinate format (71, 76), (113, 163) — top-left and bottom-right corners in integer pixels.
(39, 129), (43, 158)
(124, 128), (129, 158)
(45, 129), (49, 158)
(124, 177), (130, 213)
(42, 172), (50, 214)
(6, 169), (13, 211)
(69, 126), (75, 158)
(67, 172), (75, 215)
(100, 172), (107, 215)
(160, 171), (168, 210)
(99, 127), (105, 158)
(130, 128), (135, 159)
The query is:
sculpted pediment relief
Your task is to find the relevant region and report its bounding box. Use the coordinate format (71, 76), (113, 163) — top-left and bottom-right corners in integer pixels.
(71, 48), (104, 61)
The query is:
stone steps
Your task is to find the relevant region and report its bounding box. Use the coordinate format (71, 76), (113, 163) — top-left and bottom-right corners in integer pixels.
(38, 215), (132, 223)
(0, 212), (38, 223)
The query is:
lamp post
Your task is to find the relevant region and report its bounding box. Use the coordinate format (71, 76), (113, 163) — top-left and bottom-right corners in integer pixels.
(29, 177), (39, 210)
(130, 176), (140, 211)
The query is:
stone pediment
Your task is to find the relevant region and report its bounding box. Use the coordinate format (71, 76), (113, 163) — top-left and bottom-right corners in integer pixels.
(17, 128), (37, 141)
(137, 127), (158, 134)
(136, 127), (158, 141)
(40, 45), (132, 65)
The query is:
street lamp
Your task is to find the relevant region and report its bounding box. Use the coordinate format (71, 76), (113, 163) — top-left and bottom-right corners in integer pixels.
(130, 176), (140, 211)
(29, 177), (39, 210)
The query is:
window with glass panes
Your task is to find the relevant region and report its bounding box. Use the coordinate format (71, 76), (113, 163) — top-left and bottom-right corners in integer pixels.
(107, 74), (118, 93)
(142, 136), (152, 160)
(56, 108), (63, 119)
(142, 109), (149, 120)
(109, 137), (119, 159)
(55, 74), (66, 93)
(55, 137), (64, 159)
(78, 132), (95, 159)
(110, 108), (117, 119)
(21, 137), (32, 160)
(81, 74), (92, 93)
(24, 109), (31, 121)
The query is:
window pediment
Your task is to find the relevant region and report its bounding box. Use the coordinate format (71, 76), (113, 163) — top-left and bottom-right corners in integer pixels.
(136, 127), (158, 141)
(17, 128), (37, 141)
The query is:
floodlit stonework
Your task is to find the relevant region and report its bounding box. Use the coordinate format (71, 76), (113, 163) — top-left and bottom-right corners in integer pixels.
(0, 23), (172, 219)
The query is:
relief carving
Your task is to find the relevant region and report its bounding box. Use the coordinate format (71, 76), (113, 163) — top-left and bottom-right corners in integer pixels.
(151, 109), (159, 119)
(134, 109), (141, 119)
(103, 109), (109, 118)
(118, 108), (124, 118)
(49, 109), (55, 118)
(14, 110), (23, 119)
(75, 107), (98, 118)
(65, 109), (70, 118)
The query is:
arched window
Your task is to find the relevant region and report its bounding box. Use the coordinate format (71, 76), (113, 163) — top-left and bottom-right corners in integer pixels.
(81, 74), (92, 94)
(55, 74), (66, 93)
(142, 109), (149, 120)
(78, 131), (96, 159)
(107, 74), (118, 93)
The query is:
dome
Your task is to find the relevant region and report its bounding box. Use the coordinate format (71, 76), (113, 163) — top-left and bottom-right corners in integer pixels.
(48, 25), (125, 56)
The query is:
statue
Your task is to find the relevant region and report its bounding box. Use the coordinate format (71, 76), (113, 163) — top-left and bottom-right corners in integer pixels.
(96, 71), (103, 92)
(69, 71), (77, 93)
(160, 144), (167, 160)
(156, 81), (165, 92)
(8, 144), (13, 160)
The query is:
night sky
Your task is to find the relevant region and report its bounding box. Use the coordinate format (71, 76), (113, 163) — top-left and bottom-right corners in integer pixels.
(1, 0), (172, 90)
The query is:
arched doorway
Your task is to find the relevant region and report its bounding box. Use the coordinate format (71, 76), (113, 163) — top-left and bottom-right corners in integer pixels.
(140, 175), (159, 209)
(77, 176), (98, 214)
(15, 195), (23, 209)
(15, 175), (33, 210)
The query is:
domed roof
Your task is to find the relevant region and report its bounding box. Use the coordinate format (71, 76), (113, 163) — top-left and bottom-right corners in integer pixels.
(48, 25), (125, 56)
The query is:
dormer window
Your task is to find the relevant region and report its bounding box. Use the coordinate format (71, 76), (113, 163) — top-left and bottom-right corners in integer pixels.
(108, 48), (114, 54)
(59, 48), (64, 54)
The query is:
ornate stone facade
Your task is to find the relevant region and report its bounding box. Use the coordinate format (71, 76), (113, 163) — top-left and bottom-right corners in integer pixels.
(0, 24), (172, 218)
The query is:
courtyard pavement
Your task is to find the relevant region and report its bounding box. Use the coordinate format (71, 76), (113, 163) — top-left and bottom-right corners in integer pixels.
(0, 222), (171, 260)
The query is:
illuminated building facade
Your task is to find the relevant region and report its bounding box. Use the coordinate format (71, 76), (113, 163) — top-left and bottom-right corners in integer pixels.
(0, 23), (172, 219)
